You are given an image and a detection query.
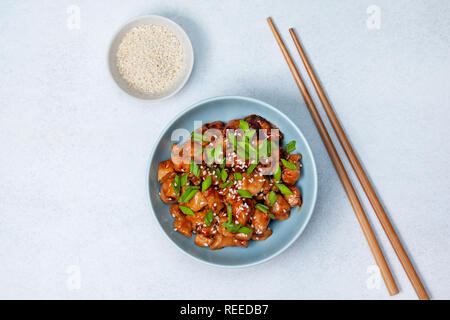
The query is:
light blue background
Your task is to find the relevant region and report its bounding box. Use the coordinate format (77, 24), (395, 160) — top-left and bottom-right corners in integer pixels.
(0, 0), (448, 299)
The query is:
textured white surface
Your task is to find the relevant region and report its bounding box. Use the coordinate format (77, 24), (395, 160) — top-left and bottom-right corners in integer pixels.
(0, 0), (449, 299)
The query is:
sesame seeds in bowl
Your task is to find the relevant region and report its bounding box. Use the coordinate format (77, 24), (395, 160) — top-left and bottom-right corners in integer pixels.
(116, 24), (184, 94)
(109, 15), (194, 101)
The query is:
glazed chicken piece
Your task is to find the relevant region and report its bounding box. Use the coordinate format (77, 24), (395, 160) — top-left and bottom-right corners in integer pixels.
(170, 143), (190, 173)
(236, 171), (267, 196)
(170, 204), (192, 237)
(244, 114), (272, 131)
(252, 228), (272, 241)
(197, 167), (219, 185)
(265, 193), (290, 220)
(235, 228), (253, 241)
(224, 119), (241, 132)
(217, 213), (237, 238)
(202, 121), (225, 147)
(184, 189), (208, 212)
(258, 150), (283, 177)
(206, 121), (225, 131)
(281, 154), (301, 185)
(218, 183), (240, 205)
(160, 172), (179, 203)
(225, 150), (247, 171)
(255, 177), (272, 200)
(283, 185), (302, 208)
(232, 198), (255, 225)
(203, 171), (221, 186)
(244, 114), (283, 141)
(194, 234), (213, 247)
(158, 160), (174, 182)
(200, 121), (225, 135)
(203, 188), (225, 213)
(186, 208), (216, 236)
(188, 173), (202, 186)
(209, 233), (248, 250)
(252, 208), (270, 234)
(182, 139), (204, 163)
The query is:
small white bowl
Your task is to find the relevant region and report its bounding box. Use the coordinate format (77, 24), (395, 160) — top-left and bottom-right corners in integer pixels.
(108, 15), (194, 101)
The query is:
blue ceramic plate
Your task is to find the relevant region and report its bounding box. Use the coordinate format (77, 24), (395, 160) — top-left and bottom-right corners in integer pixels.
(148, 96), (318, 267)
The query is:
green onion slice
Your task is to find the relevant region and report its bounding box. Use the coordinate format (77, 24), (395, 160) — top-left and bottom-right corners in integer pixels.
(238, 226), (252, 234)
(191, 132), (210, 143)
(180, 173), (189, 186)
(214, 144), (223, 165)
(190, 159), (200, 178)
(276, 183), (293, 195)
(226, 204), (232, 223)
(236, 147), (248, 160)
(201, 175), (212, 192)
(205, 147), (215, 166)
(194, 146), (204, 155)
(281, 158), (297, 170)
(220, 181), (233, 189)
(245, 129), (256, 140)
(239, 120), (249, 131)
(228, 132), (238, 152)
(274, 164), (282, 181)
(247, 163), (258, 175)
(222, 222), (241, 233)
(172, 175), (181, 196)
(238, 139), (256, 155)
(238, 189), (252, 198)
(258, 140), (268, 158)
(179, 205), (195, 216)
(221, 168), (228, 182)
(268, 191), (277, 206)
(214, 168), (221, 180)
(286, 140), (296, 153)
(178, 186), (199, 203)
(255, 203), (269, 213)
(204, 209), (214, 226)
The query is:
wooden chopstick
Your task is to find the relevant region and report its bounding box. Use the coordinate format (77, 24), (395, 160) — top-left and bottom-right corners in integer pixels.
(288, 28), (430, 300)
(266, 17), (399, 296)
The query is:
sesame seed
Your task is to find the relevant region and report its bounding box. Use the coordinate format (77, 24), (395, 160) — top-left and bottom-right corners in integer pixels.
(116, 24), (183, 94)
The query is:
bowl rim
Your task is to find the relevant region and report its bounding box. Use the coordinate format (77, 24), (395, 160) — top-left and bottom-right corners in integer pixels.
(147, 95), (318, 267)
(108, 14), (194, 102)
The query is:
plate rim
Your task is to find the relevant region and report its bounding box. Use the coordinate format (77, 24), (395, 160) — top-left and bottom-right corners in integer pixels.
(147, 95), (318, 267)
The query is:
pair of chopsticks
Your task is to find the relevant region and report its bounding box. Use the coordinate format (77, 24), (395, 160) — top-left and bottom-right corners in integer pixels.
(267, 17), (429, 299)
